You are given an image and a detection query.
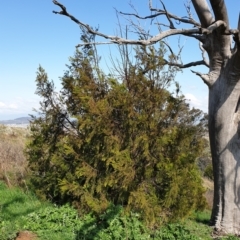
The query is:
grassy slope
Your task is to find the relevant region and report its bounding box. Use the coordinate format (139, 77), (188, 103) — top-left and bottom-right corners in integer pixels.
(0, 181), (42, 239)
(0, 125), (237, 240)
(0, 181), (75, 240)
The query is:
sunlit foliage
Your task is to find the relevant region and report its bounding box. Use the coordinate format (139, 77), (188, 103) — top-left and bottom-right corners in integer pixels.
(26, 41), (207, 227)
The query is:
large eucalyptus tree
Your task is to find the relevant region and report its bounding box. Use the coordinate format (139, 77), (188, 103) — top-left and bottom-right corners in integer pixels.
(52, 0), (240, 234)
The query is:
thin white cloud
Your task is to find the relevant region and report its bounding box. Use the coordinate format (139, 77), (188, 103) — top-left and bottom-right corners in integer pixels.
(0, 102), (6, 107)
(185, 93), (202, 107)
(185, 93), (208, 113)
(9, 104), (18, 109)
(0, 97), (40, 119)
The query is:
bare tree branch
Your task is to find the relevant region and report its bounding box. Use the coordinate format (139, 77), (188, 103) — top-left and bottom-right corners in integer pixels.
(141, 59), (208, 74)
(192, 0), (214, 27)
(181, 33), (205, 42)
(159, 0), (175, 29)
(52, 0), (110, 39)
(203, 20), (227, 34)
(165, 60), (209, 69)
(120, 0), (201, 27)
(140, 42), (209, 72)
(52, 1), (232, 47)
(118, 11), (161, 20)
(149, 0), (201, 27)
(75, 42), (115, 48)
(162, 41), (175, 57)
(191, 70), (211, 86)
(184, 1), (194, 22)
(199, 42), (209, 67)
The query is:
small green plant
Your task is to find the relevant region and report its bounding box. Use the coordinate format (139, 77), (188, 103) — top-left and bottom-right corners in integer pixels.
(76, 205), (151, 240)
(0, 219), (20, 240)
(23, 204), (81, 239)
(22, 204), (151, 240)
(204, 164), (214, 180)
(2, 181), (239, 240)
(153, 223), (200, 240)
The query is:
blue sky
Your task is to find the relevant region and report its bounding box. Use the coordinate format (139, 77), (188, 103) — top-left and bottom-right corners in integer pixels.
(0, 0), (238, 120)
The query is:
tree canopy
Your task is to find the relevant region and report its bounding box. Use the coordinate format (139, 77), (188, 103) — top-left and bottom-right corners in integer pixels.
(26, 40), (207, 227)
(48, 0), (240, 235)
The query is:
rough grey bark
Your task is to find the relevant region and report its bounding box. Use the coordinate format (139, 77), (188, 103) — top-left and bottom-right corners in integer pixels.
(194, 1), (240, 233)
(52, 0), (240, 235)
(209, 56), (240, 234)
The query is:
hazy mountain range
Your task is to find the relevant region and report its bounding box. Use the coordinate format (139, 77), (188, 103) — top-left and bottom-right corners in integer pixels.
(0, 117), (31, 125)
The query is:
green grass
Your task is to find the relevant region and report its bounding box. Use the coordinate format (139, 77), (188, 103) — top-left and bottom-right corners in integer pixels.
(0, 181), (43, 239)
(184, 211), (212, 240)
(0, 181), (81, 240)
(0, 181), (239, 240)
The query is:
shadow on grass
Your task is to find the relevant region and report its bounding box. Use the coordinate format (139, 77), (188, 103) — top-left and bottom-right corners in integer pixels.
(195, 218), (210, 225)
(0, 194), (41, 220)
(75, 205), (121, 240)
(194, 211), (211, 225)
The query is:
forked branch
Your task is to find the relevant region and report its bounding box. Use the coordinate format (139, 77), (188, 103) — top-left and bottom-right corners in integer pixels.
(165, 60), (209, 69)
(199, 42), (209, 67)
(147, 0), (201, 27)
(191, 70), (211, 86)
(52, 0), (231, 46)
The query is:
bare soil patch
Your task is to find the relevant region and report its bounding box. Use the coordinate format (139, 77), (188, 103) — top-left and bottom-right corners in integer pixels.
(15, 231), (37, 240)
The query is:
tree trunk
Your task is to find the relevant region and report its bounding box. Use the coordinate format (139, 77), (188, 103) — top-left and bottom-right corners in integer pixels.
(209, 63), (240, 234)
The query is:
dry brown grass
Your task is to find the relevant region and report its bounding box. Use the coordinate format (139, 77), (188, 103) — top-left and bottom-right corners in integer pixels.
(202, 177), (214, 209)
(0, 124), (30, 187)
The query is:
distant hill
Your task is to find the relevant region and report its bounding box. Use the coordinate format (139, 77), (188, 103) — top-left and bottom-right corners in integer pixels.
(0, 117), (31, 126)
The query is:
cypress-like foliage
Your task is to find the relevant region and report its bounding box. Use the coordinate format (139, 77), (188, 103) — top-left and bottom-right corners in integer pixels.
(26, 43), (207, 227)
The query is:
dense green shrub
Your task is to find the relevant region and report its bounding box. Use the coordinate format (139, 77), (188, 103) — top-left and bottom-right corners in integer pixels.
(204, 164), (214, 180)
(26, 42), (207, 227)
